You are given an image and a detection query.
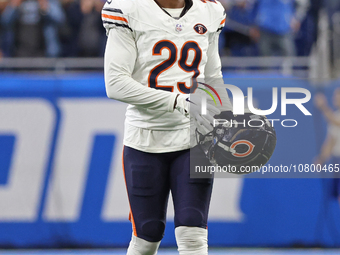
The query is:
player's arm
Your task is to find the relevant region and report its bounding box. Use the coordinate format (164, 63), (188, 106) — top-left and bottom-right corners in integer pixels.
(294, 0), (310, 22)
(204, 24), (232, 111)
(320, 106), (340, 126)
(104, 27), (178, 112)
(324, 110), (340, 126)
(314, 93), (340, 126)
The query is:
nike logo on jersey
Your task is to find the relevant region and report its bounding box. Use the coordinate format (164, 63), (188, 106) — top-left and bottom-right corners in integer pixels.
(186, 97), (197, 105)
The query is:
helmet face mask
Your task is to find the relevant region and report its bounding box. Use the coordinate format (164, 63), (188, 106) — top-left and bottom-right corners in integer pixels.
(196, 111), (277, 175)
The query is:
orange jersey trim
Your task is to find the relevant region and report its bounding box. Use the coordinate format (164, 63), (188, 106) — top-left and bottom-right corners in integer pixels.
(220, 18), (226, 25)
(102, 14), (128, 23)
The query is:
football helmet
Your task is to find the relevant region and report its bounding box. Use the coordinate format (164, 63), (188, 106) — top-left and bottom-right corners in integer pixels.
(196, 111), (276, 174)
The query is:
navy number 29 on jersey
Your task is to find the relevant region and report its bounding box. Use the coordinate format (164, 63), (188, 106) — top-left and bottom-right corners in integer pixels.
(148, 40), (202, 94)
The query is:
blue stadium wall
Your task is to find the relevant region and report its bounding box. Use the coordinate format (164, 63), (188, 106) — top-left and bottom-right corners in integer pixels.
(0, 72), (340, 248)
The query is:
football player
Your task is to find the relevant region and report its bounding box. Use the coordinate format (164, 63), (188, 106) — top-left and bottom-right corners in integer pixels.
(314, 89), (340, 202)
(102, 0), (231, 254)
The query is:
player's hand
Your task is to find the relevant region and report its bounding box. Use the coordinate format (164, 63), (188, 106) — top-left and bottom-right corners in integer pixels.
(175, 94), (221, 132)
(291, 17), (301, 33)
(249, 27), (260, 42)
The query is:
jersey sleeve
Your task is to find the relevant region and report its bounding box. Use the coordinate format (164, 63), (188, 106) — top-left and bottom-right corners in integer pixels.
(215, 1), (226, 33)
(101, 0), (133, 34)
(204, 32), (232, 111)
(204, 1), (231, 111)
(104, 26), (178, 112)
(217, 8), (226, 32)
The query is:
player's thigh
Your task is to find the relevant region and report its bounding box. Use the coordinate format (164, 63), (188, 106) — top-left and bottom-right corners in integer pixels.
(170, 147), (213, 228)
(123, 146), (170, 242)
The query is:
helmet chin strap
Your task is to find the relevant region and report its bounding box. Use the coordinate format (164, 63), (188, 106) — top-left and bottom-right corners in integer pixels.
(217, 142), (236, 154)
(196, 126), (235, 167)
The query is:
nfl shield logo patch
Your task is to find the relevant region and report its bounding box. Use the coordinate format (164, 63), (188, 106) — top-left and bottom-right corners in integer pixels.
(194, 24), (207, 34)
(175, 24), (183, 32)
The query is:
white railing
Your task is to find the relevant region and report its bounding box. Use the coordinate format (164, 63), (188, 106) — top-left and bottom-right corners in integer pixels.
(0, 56), (313, 77)
(0, 57), (104, 72)
(220, 56), (312, 77)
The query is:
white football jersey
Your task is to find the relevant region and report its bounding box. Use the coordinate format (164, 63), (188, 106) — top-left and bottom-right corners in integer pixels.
(102, 0), (228, 152)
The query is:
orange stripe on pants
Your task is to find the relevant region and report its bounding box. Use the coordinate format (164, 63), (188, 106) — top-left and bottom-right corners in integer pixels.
(122, 146), (137, 237)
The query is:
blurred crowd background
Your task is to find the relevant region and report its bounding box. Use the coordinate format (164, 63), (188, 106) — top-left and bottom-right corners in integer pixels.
(0, 0), (339, 58)
(0, 0), (106, 58)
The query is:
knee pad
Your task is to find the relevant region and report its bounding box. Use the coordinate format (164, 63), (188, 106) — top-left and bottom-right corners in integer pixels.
(140, 219), (165, 242)
(175, 226), (208, 255)
(127, 235), (161, 255)
(175, 207), (205, 227)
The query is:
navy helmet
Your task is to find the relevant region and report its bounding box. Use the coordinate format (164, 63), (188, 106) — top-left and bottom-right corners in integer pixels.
(196, 111), (277, 174)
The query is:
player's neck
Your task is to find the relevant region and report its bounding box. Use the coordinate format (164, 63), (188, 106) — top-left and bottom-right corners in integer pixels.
(154, 0), (185, 8)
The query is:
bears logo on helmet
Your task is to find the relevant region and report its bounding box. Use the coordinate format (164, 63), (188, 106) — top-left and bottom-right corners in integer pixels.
(196, 111), (277, 174)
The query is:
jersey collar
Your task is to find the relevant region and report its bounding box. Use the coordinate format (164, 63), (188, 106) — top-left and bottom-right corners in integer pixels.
(180, 0), (193, 18)
(155, 0), (193, 19)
